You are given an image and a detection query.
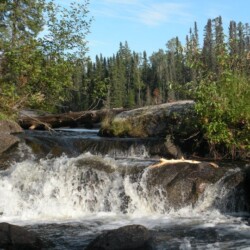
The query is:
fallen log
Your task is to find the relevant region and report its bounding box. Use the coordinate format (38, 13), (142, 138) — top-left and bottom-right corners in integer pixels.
(18, 108), (125, 130)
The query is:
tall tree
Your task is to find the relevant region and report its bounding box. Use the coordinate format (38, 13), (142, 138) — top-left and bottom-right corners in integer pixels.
(0, 0), (45, 114)
(118, 41), (133, 107)
(202, 19), (215, 71)
(0, 0), (92, 115)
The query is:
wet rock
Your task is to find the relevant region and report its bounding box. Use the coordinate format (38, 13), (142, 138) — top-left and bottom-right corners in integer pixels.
(86, 224), (153, 250)
(0, 120), (23, 155)
(0, 222), (45, 250)
(146, 162), (226, 210)
(75, 156), (116, 173)
(212, 169), (249, 212)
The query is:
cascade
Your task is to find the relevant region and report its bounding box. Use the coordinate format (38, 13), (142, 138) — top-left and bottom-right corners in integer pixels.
(0, 129), (249, 249)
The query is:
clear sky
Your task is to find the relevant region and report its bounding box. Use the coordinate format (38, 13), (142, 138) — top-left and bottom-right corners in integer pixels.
(57, 0), (250, 60)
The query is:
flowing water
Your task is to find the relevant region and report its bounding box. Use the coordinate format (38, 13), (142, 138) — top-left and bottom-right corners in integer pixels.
(0, 129), (250, 249)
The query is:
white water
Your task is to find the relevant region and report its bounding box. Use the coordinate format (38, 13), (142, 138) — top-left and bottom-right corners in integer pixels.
(0, 152), (246, 221)
(1, 145), (250, 249)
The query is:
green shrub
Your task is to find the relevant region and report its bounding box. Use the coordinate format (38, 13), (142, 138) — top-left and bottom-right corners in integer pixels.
(195, 71), (250, 159)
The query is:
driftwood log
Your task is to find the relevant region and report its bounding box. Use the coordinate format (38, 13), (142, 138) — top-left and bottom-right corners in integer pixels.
(18, 108), (125, 130)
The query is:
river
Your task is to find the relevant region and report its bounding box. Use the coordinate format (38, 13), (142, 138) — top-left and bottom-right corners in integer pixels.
(0, 129), (250, 249)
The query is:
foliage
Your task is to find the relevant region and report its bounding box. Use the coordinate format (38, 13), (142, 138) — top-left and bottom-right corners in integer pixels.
(43, 0), (92, 60)
(0, 0), (92, 116)
(195, 69), (250, 159)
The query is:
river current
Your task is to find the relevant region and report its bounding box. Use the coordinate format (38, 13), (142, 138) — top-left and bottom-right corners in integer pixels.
(0, 129), (249, 249)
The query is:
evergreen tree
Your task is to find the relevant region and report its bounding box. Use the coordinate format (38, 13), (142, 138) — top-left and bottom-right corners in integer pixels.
(109, 54), (126, 108)
(118, 41), (133, 107)
(131, 52), (143, 107)
(150, 49), (167, 103)
(202, 19), (215, 71)
(229, 21), (237, 56)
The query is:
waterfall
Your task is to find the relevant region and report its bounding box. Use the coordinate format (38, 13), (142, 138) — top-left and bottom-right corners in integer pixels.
(0, 152), (248, 223)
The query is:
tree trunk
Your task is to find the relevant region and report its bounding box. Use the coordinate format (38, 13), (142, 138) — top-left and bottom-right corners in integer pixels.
(18, 108), (125, 130)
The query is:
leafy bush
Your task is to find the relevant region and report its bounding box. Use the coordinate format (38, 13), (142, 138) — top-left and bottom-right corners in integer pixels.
(195, 71), (250, 159)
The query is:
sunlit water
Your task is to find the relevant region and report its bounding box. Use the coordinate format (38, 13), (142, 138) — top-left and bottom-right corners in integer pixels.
(0, 129), (249, 249)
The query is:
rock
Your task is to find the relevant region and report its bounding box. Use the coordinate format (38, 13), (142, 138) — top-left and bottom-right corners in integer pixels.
(211, 169), (248, 212)
(0, 133), (20, 155)
(143, 161), (250, 212)
(0, 120), (23, 155)
(100, 100), (196, 137)
(0, 120), (23, 134)
(99, 101), (202, 158)
(145, 161), (225, 210)
(0, 222), (44, 250)
(86, 224), (153, 250)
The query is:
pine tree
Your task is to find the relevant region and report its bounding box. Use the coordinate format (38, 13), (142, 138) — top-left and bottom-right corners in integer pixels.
(229, 21), (237, 56)
(202, 19), (215, 71)
(131, 52), (143, 107)
(150, 49), (167, 103)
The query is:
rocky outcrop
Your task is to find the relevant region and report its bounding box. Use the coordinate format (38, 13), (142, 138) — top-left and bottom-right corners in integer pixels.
(0, 120), (23, 155)
(99, 101), (203, 158)
(86, 224), (153, 250)
(0, 222), (45, 250)
(100, 101), (196, 137)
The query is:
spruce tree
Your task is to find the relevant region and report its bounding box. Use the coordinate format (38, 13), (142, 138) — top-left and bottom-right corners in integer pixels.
(202, 19), (215, 71)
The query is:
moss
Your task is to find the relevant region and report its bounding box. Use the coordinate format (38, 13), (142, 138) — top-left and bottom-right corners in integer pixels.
(0, 111), (17, 121)
(0, 113), (9, 121)
(110, 119), (132, 137)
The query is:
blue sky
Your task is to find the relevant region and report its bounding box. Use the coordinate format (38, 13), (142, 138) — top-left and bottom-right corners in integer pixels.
(57, 0), (250, 60)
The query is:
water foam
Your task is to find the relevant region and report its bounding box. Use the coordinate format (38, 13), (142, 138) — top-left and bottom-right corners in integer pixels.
(0, 153), (247, 224)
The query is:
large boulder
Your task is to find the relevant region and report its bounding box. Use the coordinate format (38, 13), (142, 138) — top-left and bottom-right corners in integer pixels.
(86, 224), (153, 250)
(145, 161), (250, 211)
(0, 120), (23, 155)
(99, 101), (203, 158)
(0, 222), (45, 250)
(100, 100), (196, 138)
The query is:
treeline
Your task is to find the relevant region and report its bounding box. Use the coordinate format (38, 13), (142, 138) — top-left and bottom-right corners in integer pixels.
(69, 16), (250, 112)
(0, 3), (249, 158)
